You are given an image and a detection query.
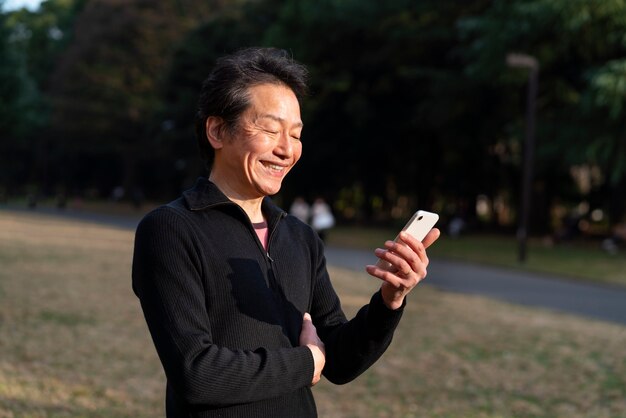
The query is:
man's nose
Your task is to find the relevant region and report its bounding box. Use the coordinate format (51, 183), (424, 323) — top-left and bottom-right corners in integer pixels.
(275, 132), (294, 158)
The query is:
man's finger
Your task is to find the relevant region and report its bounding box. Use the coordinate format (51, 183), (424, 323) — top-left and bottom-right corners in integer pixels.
(422, 228), (441, 249)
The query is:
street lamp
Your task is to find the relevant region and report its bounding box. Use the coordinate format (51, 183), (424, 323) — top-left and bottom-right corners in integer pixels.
(506, 53), (539, 263)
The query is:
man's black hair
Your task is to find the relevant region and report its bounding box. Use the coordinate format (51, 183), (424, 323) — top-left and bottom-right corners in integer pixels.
(194, 47), (309, 167)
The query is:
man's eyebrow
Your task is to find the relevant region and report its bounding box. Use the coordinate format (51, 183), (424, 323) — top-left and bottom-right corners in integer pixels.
(256, 114), (304, 128)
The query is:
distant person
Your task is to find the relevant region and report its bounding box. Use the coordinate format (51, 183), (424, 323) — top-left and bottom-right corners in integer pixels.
(111, 186), (125, 202)
(602, 219), (626, 255)
(448, 215), (465, 238)
(289, 196), (310, 223)
(311, 197), (335, 242)
(132, 47), (440, 417)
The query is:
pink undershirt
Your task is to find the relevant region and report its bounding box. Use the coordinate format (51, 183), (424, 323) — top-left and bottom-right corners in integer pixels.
(252, 221), (269, 250)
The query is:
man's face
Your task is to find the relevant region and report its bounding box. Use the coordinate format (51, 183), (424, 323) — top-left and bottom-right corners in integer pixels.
(218, 83), (303, 199)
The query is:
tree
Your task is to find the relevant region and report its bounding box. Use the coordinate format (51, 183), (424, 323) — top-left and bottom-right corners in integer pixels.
(0, 3), (47, 195)
(458, 0), (626, 229)
(161, 0), (506, 222)
(261, 0), (497, 222)
(1, 0), (88, 197)
(48, 0), (220, 198)
(7, 0), (622, 229)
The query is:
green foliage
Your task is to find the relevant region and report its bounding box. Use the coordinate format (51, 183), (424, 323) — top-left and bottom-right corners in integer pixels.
(255, 0), (495, 215)
(2, 0), (626, 227)
(588, 59), (626, 120)
(0, 0), (87, 193)
(459, 0), (626, 225)
(47, 0), (220, 194)
(0, 9), (23, 138)
(0, 6), (44, 188)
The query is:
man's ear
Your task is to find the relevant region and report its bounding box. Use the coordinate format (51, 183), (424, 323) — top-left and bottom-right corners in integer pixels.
(205, 116), (226, 150)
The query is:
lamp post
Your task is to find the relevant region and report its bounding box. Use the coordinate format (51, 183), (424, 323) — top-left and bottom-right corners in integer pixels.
(506, 53), (539, 263)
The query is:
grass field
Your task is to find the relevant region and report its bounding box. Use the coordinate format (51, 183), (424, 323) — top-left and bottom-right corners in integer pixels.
(1, 210), (625, 417)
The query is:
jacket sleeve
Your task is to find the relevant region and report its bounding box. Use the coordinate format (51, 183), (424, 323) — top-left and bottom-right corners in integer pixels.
(309, 236), (405, 385)
(131, 207), (314, 407)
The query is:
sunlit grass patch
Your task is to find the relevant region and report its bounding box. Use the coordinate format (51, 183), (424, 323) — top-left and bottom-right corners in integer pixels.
(0, 211), (163, 417)
(317, 266), (626, 418)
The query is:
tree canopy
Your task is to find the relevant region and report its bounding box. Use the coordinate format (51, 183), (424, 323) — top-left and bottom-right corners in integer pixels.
(2, 0), (625, 232)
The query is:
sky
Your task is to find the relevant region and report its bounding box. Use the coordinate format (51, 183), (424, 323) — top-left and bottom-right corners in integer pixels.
(2, 0), (43, 11)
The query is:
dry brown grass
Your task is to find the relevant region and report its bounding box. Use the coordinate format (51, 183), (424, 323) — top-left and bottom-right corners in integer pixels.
(0, 211), (163, 417)
(1, 211), (625, 417)
(317, 269), (626, 418)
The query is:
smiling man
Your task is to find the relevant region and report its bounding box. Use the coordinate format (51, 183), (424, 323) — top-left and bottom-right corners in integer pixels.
(204, 82), (303, 220)
(132, 47), (439, 418)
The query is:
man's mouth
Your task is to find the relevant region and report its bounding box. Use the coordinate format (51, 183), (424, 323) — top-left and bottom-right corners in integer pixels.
(262, 162), (287, 173)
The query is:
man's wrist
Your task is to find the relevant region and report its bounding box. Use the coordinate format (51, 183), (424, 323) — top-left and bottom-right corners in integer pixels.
(380, 287), (407, 310)
(383, 297), (404, 310)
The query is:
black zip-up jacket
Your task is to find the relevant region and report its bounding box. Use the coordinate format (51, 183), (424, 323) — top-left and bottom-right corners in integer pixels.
(132, 178), (404, 417)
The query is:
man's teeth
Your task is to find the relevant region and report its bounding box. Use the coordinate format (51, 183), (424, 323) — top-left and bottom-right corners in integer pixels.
(266, 163), (284, 171)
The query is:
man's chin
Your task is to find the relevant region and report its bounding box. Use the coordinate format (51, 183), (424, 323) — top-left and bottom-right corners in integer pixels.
(256, 183), (283, 197)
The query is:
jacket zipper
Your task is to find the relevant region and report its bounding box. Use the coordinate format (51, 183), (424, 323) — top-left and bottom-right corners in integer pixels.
(201, 201), (285, 291)
(264, 213), (285, 291)
(265, 213), (284, 263)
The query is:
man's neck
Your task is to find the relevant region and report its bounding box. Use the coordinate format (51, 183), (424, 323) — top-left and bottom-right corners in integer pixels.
(208, 174), (265, 223)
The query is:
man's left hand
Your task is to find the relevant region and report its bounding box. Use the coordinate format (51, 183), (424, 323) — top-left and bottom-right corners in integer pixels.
(365, 228), (440, 310)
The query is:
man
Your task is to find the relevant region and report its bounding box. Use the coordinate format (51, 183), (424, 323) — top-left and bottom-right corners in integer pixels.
(132, 47), (440, 417)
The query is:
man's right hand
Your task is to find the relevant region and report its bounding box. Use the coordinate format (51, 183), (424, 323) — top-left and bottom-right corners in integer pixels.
(299, 312), (325, 386)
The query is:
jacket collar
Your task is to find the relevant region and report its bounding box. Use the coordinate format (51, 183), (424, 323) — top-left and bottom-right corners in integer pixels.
(183, 177), (231, 210)
(183, 177), (286, 224)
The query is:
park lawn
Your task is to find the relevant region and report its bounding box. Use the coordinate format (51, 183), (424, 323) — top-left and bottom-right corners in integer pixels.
(327, 226), (626, 287)
(1, 211), (625, 417)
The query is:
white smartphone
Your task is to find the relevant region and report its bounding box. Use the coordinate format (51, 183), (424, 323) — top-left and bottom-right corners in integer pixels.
(376, 210), (439, 270)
